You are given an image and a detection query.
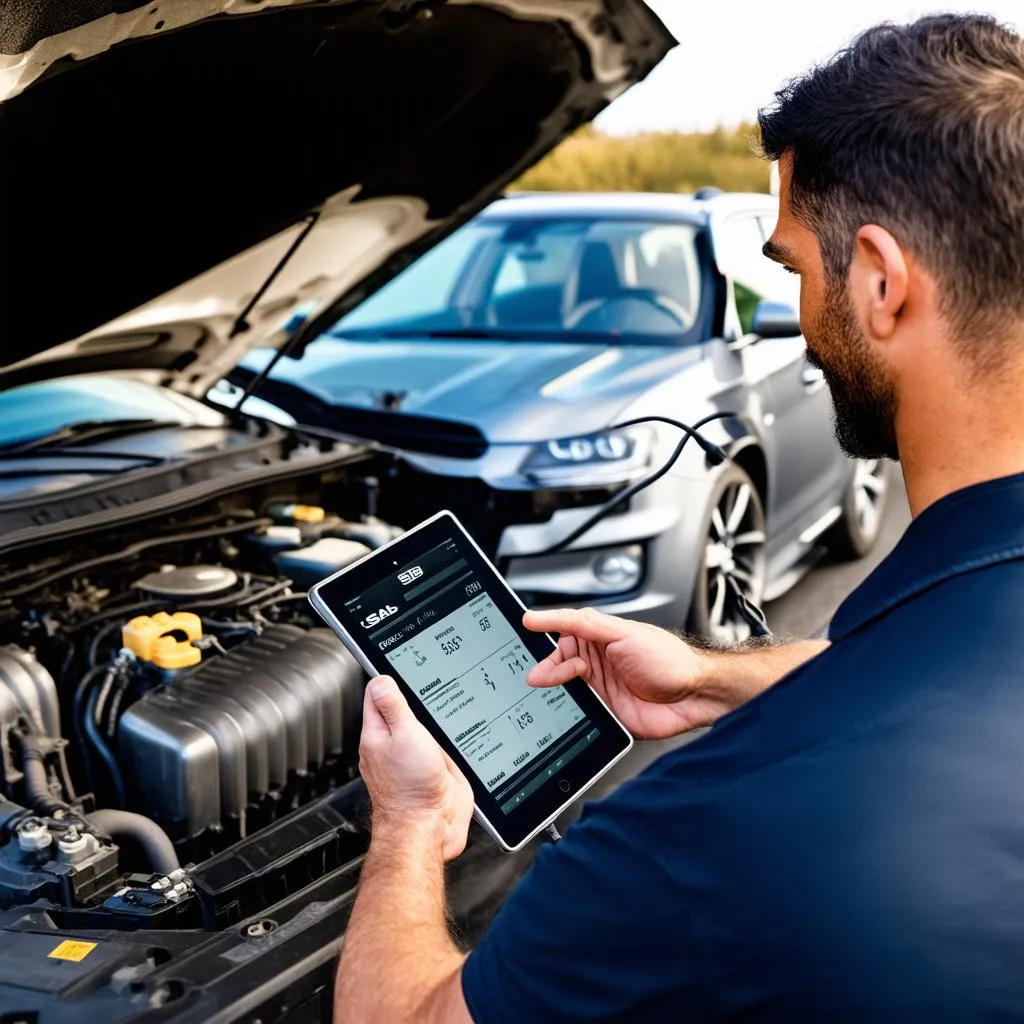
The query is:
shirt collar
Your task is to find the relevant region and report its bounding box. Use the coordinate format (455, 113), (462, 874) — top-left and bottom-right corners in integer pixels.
(829, 471), (1024, 641)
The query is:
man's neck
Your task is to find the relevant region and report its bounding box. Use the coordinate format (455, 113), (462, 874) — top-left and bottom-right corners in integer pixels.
(896, 357), (1024, 518)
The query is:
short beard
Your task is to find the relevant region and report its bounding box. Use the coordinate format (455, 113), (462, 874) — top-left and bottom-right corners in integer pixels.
(810, 283), (899, 461)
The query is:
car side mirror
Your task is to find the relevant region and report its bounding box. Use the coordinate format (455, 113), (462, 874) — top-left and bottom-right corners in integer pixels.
(751, 299), (801, 339)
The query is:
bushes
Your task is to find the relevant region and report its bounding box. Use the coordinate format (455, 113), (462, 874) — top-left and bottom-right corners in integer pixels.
(513, 123), (770, 195)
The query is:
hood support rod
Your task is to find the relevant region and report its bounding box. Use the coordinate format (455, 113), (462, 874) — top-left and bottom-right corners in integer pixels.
(231, 211), (320, 413)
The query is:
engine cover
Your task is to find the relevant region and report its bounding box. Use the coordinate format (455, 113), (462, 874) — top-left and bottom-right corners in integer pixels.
(118, 626), (362, 840)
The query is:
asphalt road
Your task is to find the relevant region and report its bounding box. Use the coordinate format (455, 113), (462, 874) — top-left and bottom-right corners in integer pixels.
(449, 467), (912, 944)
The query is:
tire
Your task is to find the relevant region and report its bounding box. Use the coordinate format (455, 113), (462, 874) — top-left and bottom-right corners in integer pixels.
(825, 458), (891, 560)
(686, 465), (767, 646)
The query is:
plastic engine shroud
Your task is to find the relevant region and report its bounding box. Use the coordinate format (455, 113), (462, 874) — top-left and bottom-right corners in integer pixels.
(118, 625), (363, 841)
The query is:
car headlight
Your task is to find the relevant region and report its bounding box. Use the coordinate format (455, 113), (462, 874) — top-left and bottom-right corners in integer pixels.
(523, 428), (654, 484)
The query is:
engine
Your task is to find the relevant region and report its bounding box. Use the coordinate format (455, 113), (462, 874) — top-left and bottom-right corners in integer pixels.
(118, 621), (361, 843)
(0, 497), (402, 912)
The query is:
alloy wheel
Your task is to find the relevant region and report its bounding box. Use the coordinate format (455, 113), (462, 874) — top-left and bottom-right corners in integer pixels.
(703, 479), (767, 645)
(851, 458), (888, 544)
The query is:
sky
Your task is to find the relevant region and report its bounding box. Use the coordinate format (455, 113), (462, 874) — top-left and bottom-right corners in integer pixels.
(596, 0), (1024, 134)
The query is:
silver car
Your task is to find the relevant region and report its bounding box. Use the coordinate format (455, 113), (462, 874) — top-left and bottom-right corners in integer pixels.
(243, 191), (891, 643)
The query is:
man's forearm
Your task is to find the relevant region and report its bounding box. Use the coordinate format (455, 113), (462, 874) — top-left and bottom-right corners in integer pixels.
(336, 818), (466, 1024)
(698, 639), (829, 708)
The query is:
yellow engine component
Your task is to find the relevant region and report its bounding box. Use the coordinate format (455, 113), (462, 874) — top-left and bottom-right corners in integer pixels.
(268, 503), (326, 524)
(122, 611), (203, 670)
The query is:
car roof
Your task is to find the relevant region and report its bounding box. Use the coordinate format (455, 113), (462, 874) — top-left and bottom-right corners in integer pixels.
(480, 190), (778, 224)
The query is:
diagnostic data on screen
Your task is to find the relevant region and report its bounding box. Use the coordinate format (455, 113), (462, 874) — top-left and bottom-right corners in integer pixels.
(385, 589), (586, 795)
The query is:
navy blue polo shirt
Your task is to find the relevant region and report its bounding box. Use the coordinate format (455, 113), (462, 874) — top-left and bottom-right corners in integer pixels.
(462, 472), (1024, 1022)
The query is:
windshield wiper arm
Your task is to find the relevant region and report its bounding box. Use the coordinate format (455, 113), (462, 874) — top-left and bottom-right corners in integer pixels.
(0, 419), (204, 455)
(334, 327), (620, 343)
(0, 449), (167, 465)
(0, 465), (143, 480)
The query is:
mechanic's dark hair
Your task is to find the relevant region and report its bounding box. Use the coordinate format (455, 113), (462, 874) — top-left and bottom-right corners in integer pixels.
(757, 14), (1024, 354)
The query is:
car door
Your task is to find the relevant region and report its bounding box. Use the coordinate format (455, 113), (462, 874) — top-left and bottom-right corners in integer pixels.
(714, 211), (841, 534)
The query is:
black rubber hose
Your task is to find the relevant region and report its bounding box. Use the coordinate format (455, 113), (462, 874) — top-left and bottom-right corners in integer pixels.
(87, 809), (180, 875)
(18, 737), (71, 817)
(84, 686), (127, 808)
(73, 662), (115, 799)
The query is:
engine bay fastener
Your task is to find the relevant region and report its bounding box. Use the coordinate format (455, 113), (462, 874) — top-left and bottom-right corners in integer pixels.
(244, 919), (276, 939)
(16, 817), (52, 854)
(57, 826), (96, 863)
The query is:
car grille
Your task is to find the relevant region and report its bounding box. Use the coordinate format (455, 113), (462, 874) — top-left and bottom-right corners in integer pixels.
(376, 460), (629, 558)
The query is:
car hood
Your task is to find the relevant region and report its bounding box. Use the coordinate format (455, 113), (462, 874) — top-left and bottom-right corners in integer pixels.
(242, 337), (705, 443)
(0, 0), (674, 397)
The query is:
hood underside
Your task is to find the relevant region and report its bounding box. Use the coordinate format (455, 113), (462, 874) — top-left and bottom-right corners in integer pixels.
(0, 0), (674, 396)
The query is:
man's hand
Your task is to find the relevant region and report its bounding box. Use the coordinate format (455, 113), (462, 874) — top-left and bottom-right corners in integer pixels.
(359, 676), (474, 862)
(525, 608), (828, 739)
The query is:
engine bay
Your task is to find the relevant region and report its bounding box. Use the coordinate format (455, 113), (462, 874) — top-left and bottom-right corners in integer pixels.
(0, 470), (402, 929)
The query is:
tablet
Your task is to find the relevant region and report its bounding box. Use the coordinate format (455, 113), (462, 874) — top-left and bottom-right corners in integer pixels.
(308, 510), (633, 852)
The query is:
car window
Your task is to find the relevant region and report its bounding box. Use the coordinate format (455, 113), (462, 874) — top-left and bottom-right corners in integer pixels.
(340, 224), (501, 330)
(631, 224), (702, 314)
(715, 214), (799, 333)
(492, 227), (581, 298)
(0, 376), (224, 448)
(327, 214), (708, 345)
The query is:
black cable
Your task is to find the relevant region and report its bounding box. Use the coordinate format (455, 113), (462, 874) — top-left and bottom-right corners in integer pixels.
(92, 661), (119, 729)
(531, 412), (773, 639)
(535, 412), (735, 557)
(724, 575), (772, 639)
(88, 619), (124, 669)
(105, 674), (135, 739)
(605, 415), (728, 465)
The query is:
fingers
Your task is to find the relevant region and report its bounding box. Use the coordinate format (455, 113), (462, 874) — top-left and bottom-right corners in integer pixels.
(524, 607), (628, 645)
(365, 676), (412, 733)
(528, 654), (588, 688)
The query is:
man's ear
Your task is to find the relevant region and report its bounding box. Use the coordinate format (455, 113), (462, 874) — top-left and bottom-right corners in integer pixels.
(851, 225), (909, 341)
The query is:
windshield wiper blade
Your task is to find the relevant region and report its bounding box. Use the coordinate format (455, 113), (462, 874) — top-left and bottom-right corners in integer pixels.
(0, 419), (200, 455)
(333, 327), (621, 343)
(0, 465), (142, 480)
(0, 449), (167, 465)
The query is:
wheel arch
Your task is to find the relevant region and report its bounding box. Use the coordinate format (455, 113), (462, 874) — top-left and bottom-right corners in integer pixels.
(727, 438), (768, 514)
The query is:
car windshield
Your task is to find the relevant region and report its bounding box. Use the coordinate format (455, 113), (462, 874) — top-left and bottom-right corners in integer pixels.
(329, 216), (706, 344)
(0, 377), (225, 449)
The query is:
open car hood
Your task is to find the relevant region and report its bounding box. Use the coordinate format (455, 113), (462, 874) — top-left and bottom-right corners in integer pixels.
(0, 0), (674, 397)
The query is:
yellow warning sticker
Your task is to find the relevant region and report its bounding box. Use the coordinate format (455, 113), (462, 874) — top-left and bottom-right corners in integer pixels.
(48, 940), (97, 963)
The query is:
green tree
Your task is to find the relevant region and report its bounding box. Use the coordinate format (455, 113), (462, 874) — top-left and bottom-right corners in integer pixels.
(513, 124), (769, 195)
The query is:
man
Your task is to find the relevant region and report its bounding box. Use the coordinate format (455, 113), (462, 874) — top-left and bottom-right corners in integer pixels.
(336, 14), (1024, 1022)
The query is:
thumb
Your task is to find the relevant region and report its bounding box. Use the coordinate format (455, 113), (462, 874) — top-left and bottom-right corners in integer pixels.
(366, 675), (412, 732)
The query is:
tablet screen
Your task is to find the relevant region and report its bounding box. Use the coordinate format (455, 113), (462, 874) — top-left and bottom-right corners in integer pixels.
(347, 534), (600, 815)
(311, 511), (632, 848)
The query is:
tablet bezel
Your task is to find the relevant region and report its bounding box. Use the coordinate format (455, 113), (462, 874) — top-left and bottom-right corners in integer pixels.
(308, 510), (634, 852)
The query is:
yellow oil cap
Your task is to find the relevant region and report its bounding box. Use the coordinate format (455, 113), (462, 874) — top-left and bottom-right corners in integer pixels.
(267, 503), (326, 524)
(292, 504), (325, 524)
(122, 611), (203, 670)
